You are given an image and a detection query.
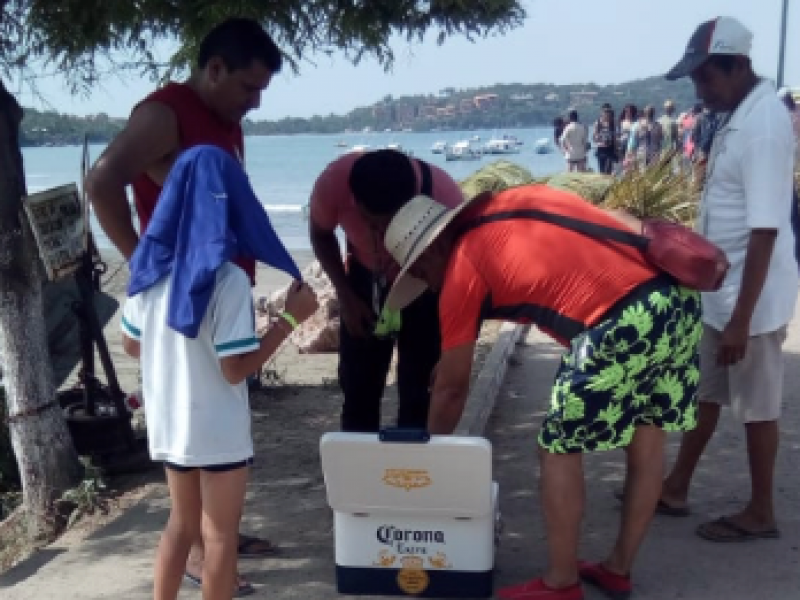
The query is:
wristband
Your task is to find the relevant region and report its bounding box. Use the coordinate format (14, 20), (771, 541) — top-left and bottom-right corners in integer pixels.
(279, 311), (299, 330)
(272, 317), (293, 336)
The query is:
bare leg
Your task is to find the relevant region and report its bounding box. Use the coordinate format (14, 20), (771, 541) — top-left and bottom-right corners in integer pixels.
(540, 448), (584, 588)
(605, 426), (665, 575)
(200, 466), (250, 600)
(725, 420), (779, 530)
(155, 469), (202, 600)
(661, 402), (721, 506)
(185, 538), (205, 582)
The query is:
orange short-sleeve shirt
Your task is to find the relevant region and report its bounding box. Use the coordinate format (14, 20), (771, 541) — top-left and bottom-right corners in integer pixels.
(439, 185), (660, 350)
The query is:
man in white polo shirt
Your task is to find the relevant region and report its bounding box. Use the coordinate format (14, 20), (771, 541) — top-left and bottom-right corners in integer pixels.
(657, 17), (798, 543)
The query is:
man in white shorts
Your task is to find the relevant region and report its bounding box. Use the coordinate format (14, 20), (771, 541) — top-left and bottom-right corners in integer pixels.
(658, 17), (798, 542)
(559, 110), (588, 172)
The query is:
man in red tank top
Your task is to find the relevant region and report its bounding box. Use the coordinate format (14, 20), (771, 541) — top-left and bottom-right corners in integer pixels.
(86, 18), (282, 595)
(86, 18), (275, 282)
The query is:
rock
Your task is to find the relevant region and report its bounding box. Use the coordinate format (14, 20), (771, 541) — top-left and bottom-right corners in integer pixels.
(256, 260), (341, 353)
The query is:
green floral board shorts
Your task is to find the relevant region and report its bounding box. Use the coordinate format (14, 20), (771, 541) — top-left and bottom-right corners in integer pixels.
(539, 279), (702, 454)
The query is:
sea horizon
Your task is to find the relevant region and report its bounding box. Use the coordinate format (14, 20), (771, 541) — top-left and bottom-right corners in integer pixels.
(21, 126), (574, 251)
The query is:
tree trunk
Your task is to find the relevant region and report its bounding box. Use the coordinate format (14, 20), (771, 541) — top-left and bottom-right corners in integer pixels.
(0, 79), (82, 541)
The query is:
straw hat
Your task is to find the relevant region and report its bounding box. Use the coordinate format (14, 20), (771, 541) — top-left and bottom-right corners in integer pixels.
(383, 194), (475, 311)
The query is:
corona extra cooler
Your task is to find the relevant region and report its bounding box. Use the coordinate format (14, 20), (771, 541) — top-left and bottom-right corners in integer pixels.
(320, 432), (500, 597)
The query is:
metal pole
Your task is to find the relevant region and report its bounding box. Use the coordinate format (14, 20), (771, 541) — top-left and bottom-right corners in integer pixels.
(777, 0), (789, 88)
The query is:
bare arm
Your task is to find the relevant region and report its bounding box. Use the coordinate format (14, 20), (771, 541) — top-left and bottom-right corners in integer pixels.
(86, 102), (179, 259)
(731, 229), (777, 327)
(309, 215), (374, 338)
(122, 334), (141, 359)
(427, 343), (475, 434)
(220, 282), (318, 385)
(717, 229), (777, 365)
(219, 321), (291, 385)
(309, 217), (349, 294)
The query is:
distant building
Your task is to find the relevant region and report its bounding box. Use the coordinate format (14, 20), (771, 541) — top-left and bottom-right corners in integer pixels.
(372, 104), (391, 120)
(419, 105), (439, 120)
(459, 98), (477, 113)
(569, 91), (598, 106)
(435, 105), (458, 119)
(395, 103), (417, 123)
(474, 94), (499, 110)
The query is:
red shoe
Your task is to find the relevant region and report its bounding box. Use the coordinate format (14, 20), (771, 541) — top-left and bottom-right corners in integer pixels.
(578, 562), (632, 600)
(497, 578), (583, 600)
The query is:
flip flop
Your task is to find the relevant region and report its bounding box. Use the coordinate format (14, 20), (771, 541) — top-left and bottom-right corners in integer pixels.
(183, 572), (255, 597)
(696, 517), (780, 543)
(238, 533), (280, 558)
(612, 488), (690, 517)
(655, 498), (690, 517)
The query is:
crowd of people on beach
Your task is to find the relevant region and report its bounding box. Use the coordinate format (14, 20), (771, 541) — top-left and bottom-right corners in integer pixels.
(554, 98), (733, 183)
(83, 13), (800, 600)
(554, 88), (800, 189)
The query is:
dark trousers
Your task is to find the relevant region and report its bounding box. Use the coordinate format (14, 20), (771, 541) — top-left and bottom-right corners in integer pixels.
(596, 150), (615, 175)
(339, 259), (441, 433)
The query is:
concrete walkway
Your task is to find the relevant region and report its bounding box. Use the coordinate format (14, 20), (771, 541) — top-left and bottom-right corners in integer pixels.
(2, 316), (800, 599)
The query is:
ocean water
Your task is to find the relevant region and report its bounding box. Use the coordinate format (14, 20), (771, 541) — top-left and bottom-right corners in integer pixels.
(21, 127), (572, 251)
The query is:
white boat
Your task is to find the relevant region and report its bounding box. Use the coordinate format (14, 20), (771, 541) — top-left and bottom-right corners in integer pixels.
(431, 141), (449, 154)
(348, 144), (372, 153)
(445, 141), (483, 162)
(534, 138), (554, 154)
(384, 143), (414, 157)
(483, 138), (521, 155)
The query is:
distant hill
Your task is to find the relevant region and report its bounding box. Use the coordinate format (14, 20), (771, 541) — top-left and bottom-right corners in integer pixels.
(21, 75), (697, 145)
(21, 109), (125, 147)
(242, 76), (698, 136)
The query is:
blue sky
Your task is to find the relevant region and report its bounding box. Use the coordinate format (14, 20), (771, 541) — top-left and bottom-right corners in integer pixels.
(10, 0), (800, 120)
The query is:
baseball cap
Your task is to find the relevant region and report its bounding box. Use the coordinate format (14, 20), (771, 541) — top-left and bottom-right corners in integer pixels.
(666, 16), (753, 80)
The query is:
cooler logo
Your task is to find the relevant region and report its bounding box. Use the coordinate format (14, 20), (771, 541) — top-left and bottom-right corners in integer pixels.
(383, 468), (432, 491)
(429, 552), (452, 569)
(400, 556), (425, 569)
(374, 550), (397, 567)
(373, 550), (452, 570)
(397, 561), (430, 594)
(377, 526), (445, 545)
(372, 550), (453, 569)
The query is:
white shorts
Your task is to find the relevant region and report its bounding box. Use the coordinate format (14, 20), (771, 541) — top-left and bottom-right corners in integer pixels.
(699, 324), (787, 423)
